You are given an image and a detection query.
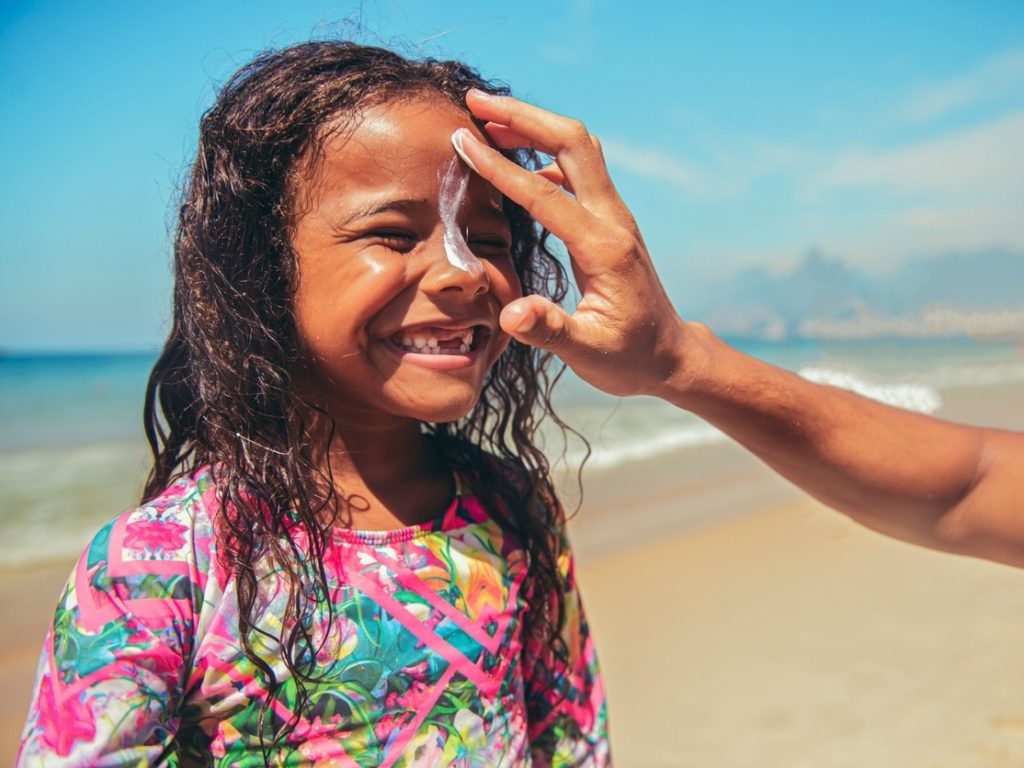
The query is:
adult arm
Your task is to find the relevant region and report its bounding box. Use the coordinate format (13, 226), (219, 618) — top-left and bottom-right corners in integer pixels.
(664, 331), (1024, 566)
(453, 90), (1024, 568)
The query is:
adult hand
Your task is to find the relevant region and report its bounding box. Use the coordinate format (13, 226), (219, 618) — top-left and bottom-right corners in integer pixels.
(450, 92), (1024, 569)
(452, 89), (692, 398)
(452, 92), (1024, 569)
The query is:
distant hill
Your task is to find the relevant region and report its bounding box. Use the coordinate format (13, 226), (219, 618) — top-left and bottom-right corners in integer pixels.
(689, 247), (1024, 340)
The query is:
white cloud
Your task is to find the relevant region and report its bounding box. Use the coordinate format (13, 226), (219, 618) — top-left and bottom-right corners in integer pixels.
(787, 110), (1024, 265)
(601, 137), (745, 201)
(901, 47), (1024, 123)
(612, 49), (1024, 205)
(859, 200), (1024, 263)
(813, 109), (1024, 201)
(604, 90), (1024, 274)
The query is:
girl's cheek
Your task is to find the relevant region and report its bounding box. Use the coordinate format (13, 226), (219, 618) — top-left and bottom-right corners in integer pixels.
(338, 252), (411, 302)
(487, 333), (514, 371)
(358, 251), (394, 278)
(491, 259), (523, 305)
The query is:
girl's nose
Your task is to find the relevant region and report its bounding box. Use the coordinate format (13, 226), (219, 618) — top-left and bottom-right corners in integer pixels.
(421, 234), (490, 297)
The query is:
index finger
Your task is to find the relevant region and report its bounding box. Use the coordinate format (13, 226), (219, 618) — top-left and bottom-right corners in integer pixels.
(452, 128), (607, 282)
(465, 90), (621, 213)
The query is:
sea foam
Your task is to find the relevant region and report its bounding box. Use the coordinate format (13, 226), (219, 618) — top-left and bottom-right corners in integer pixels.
(568, 423), (729, 471)
(798, 367), (943, 414)
(558, 367), (946, 475)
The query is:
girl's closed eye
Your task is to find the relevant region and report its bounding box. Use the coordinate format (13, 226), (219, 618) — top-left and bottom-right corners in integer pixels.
(468, 233), (511, 257)
(365, 227), (510, 257)
(368, 228), (418, 252)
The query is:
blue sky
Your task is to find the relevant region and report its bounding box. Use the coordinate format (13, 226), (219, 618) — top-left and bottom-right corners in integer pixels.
(1, 0), (1022, 350)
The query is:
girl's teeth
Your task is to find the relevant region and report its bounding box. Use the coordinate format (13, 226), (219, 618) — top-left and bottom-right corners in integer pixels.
(395, 329), (478, 353)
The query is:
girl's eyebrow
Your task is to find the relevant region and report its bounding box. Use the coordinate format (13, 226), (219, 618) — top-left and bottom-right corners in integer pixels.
(341, 197), (432, 225)
(339, 196), (508, 227)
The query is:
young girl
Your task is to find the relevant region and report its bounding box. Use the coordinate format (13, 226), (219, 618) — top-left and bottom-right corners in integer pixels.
(18, 41), (607, 767)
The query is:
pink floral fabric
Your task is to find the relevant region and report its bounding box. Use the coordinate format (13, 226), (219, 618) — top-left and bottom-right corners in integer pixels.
(17, 468), (608, 766)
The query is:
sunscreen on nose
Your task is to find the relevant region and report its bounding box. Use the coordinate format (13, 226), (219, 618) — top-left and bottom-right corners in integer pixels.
(438, 157), (485, 278)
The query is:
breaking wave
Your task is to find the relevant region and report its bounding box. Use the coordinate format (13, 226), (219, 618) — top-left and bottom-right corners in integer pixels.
(798, 367), (943, 414)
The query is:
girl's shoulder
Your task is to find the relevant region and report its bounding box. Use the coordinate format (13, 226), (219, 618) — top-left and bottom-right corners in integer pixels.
(78, 467), (222, 595)
(19, 471), (224, 765)
(119, 466), (217, 553)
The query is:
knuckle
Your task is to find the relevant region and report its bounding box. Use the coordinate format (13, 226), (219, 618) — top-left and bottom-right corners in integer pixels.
(527, 178), (564, 212)
(563, 120), (590, 148)
(543, 318), (567, 347)
(601, 225), (637, 257)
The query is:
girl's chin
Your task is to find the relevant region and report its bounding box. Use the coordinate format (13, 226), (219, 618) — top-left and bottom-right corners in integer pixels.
(405, 393), (481, 424)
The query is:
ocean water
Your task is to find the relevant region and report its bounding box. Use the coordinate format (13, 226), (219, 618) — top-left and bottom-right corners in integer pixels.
(0, 353), (156, 569)
(2, 338), (1022, 569)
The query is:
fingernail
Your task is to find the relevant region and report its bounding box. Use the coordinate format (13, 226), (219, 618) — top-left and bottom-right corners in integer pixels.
(451, 128), (481, 174)
(467, 87), (496, 102)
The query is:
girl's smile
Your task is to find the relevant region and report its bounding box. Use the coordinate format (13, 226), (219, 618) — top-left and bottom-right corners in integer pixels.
(387, 322), (493, 369)
(290, 97), (521, 424)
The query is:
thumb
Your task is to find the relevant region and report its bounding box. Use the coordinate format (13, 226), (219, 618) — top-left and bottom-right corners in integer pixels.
(500, 295), (575, 352)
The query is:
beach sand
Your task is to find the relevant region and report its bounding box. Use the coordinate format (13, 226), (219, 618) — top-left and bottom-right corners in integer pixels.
(574, 494), (1024, 767)
(0, 561), (71, 762)
(3, 416), (1023, 765)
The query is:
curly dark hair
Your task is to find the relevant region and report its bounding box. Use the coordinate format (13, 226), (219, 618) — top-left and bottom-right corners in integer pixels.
(142, 40), (578, 759)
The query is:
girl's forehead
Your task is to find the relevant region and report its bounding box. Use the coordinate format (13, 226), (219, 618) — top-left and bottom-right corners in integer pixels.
(323, 99), (473, 174)
(300, 98), (493, 206)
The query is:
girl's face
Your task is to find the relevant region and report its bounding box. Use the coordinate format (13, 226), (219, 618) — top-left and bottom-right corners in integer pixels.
(290, 96), (522, 426)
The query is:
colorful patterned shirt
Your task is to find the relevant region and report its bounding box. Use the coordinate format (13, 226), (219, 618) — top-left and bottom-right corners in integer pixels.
(17, 468), (608, 766)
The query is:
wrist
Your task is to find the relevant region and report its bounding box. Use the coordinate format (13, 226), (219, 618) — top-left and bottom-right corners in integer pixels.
(649, 319), (720, 408)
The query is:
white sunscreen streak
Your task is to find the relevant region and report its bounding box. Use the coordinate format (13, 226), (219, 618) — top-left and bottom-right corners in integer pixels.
(438, 157), (485, 277)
